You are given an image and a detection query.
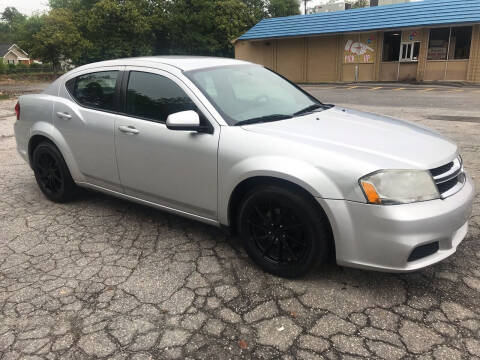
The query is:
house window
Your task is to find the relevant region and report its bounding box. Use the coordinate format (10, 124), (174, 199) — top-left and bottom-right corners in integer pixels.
(428, 27), (472, 60)
(382, 31), (401, 61)
(400, 42), (420, 62)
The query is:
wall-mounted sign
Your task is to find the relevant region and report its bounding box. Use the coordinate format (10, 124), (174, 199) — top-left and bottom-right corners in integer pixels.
(427, 46), (447, 60)
(343, 35), (376, 63)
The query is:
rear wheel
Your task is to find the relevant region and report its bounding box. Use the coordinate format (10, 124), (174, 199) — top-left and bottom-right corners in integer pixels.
(237, 185), (329, 278)
(32, 142), (78, 203)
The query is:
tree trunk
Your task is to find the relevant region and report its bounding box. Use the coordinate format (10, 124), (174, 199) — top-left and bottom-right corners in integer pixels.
(52, 60), (58, 78)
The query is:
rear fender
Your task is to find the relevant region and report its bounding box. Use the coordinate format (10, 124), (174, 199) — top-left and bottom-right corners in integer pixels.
(29, 123), (84, 182)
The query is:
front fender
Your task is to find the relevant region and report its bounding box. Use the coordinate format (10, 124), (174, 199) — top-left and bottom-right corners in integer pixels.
(218, 155), (342, 225)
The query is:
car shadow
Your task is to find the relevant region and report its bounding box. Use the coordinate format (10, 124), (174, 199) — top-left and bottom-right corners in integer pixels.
(71, 188), (465, 299)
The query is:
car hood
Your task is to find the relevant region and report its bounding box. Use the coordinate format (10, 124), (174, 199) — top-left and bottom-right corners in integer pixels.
(241, 107), (457, 170)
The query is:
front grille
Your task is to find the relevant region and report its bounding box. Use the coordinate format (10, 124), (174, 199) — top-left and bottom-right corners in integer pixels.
(429, 157), (465, 198)
(430, 162), (454, 177)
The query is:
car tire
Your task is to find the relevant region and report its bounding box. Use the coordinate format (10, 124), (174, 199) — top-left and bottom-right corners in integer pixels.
(237, 184), (329, 278)
(32, 141), (78, 203)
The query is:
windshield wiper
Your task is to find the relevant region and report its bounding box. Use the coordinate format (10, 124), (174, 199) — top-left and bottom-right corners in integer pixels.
(234, 114), (293, 126)
(293, 103), (330, 116)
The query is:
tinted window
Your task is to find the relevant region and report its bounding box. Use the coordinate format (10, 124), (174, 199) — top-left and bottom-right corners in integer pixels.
(428, 28), (450, 60)
(126, 71), (196, 122)
(72, 71), (118, 111)
(451, 27), (472, 59)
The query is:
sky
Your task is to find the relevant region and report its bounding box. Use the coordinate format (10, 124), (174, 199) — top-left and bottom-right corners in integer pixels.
(0, 0), (49, 16)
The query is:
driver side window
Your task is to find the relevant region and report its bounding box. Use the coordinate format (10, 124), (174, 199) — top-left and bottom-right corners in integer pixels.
(125, 71), (197, 123)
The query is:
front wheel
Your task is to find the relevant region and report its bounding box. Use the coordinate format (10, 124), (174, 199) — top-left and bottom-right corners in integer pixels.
(237, 185), (329, 278)
(32, 142), (78, 203)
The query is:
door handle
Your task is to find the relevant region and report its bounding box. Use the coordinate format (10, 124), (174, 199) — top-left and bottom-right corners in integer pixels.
(56, 112), (72, 120)
(118, 125), (139, 135)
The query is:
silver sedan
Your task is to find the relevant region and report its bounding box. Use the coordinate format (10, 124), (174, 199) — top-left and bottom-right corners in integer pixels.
(13, 56), (475, 277)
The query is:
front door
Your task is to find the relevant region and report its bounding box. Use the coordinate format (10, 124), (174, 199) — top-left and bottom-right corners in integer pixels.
(114, 69), (220, 220)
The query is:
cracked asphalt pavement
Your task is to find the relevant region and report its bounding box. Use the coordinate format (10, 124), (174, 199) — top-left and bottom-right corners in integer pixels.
(0, 85), (479, 359)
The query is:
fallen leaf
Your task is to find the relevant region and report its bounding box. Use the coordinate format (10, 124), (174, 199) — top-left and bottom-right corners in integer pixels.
(238, 339), (248, 349)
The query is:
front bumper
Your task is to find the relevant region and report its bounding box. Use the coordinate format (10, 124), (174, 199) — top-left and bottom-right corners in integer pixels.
(319, 174), (475, 272)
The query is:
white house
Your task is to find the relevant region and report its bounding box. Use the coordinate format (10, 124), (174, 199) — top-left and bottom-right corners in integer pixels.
(0, 44), (32, 65)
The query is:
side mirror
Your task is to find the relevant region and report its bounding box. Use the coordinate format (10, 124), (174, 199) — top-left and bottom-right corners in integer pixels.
(166, 110), (212, 133)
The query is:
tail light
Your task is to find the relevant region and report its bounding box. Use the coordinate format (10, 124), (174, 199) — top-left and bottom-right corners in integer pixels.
(15, 101), (20, 121)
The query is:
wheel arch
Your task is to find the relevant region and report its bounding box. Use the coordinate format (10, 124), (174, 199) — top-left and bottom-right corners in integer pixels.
(28, 128), (82, 182)
(28, 134), (54, 166)
(226, 176), (335, 258)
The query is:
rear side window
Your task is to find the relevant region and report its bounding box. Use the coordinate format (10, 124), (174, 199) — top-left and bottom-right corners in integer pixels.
(126, 71), (196, 122)
(69, 71), (119, 111)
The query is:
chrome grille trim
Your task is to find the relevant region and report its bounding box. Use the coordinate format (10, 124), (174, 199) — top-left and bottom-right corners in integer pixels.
(430, 157), (465, 199)
(431, 157), (461, 182)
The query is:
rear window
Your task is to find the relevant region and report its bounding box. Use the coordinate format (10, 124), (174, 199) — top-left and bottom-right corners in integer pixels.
(68, 71), (119, 111)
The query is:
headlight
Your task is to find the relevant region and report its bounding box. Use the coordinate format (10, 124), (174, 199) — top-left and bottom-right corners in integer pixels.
(359, 170), (440, 205)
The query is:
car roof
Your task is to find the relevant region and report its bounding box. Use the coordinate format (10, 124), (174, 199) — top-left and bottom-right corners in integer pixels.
(74, 56), (253, 72)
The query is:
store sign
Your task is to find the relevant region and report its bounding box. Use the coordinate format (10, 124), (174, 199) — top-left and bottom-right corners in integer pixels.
(344, 36), (376, 63)
(427, 47), (447, 60)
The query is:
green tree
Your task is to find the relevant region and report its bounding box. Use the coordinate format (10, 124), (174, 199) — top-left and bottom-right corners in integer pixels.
(166, 0), (252, 56)
(18, 9), (89, 75)
(14, 14), (43, 50)
(82, 0), (156, 62)
(268, 0), (300, 17)
(0, 23), (11, 43)
(48, 0), (100, 12)
(241, 0), (268, 26)
(1, 7), (26, 24)
(1, 7), (27, 42)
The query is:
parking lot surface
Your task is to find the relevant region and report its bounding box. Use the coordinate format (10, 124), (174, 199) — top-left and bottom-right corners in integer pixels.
(0, 85), (479, 359)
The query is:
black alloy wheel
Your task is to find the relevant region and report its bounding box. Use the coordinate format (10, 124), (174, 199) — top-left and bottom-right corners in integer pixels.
(35, 151), (64, 195)
(32, 142), (78, 203)
(238, 185), (329, 278)
(247, 199), (309, 265)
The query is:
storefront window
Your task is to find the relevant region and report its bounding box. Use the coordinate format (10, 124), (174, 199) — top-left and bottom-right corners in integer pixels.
(450, 27), (472, 59)
(428, 27), (472, 60)
(382, 31), (401, 61)
(428, 28), (449, 60)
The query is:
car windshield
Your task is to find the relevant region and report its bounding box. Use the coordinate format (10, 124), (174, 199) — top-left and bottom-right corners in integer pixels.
(185, 65), (325, 126)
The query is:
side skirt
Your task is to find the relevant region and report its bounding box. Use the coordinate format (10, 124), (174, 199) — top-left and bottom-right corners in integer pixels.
(76, 181), (221, 227)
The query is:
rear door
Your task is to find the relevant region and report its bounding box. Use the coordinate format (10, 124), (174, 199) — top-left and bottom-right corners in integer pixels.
(114, 67), (220, 220)
(54, 67), (123, 191)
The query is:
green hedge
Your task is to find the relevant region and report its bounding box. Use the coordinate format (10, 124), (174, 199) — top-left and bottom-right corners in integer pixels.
(0, 61), (53, 75)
